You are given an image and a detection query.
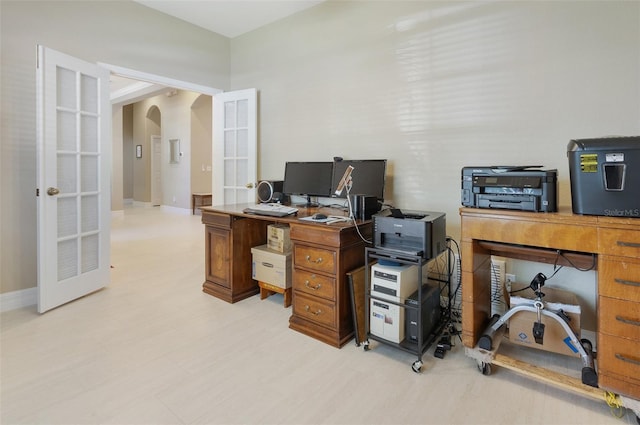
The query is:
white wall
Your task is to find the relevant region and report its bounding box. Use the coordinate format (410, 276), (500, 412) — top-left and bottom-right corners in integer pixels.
(0, 0), (230, 295)
(231, 0), (640, 240)
(128, 91), (207, 209)
(229, 0), (639, 330)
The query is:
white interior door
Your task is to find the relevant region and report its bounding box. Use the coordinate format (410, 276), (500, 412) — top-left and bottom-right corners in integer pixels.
(212, 89), (257, 205)
(151, 135), (162, 206)
(36, 46), (111, 313)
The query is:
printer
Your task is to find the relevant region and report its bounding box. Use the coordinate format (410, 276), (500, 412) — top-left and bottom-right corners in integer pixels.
(373, 209), (446, 260)
(568, 136), (640, 217)
(461, 166), (558, 212)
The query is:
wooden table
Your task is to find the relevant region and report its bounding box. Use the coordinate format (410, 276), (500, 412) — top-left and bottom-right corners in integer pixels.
(460, 207), (640, 401)
(191, 193), (212, 215)
(201, 203), (372, 348)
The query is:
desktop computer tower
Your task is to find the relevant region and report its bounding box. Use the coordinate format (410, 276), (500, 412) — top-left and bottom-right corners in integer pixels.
(369, 263), (420, 344)
(405, 283), (441, 344)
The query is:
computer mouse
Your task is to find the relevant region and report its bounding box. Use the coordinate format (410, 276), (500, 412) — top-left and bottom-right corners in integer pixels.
(313, 213), (327, 220)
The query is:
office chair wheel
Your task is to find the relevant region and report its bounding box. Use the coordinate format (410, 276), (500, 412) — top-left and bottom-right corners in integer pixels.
(477, 361), (492, 376)
(412, 360), (423, 373)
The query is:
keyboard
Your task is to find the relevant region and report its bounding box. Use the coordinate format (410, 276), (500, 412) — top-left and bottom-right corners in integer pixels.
(242, 203), (298, 217)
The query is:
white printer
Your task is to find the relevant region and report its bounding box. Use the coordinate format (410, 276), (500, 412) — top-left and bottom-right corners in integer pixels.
(369, 263), (421, 343)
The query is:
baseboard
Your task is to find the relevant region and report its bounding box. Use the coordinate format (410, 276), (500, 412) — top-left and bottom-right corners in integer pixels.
(1, 287), (36, 312)
(161, 205), (191, 215)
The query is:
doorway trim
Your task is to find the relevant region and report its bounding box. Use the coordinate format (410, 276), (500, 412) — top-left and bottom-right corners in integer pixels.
(100, 62), (222, 97)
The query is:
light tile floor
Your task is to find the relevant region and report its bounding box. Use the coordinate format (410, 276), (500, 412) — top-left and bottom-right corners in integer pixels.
(1, 205), (637, 424)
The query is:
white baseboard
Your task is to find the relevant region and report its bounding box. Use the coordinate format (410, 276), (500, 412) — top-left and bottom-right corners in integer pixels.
(161, 205), (191, 215)
(1, 287), (36, 312)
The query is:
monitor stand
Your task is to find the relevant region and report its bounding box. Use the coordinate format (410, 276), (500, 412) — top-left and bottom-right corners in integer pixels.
(295, 195), (319, 208)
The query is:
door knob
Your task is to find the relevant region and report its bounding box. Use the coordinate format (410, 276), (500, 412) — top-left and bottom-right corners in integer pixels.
(245, 182), (254, 189)
(46, 187), (60, 196)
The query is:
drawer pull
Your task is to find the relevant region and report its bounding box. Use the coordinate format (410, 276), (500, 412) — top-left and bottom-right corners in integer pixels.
(615, 353), (640, 366)
(262, 262), (274, 268)
(304, 305), (322, 316)
(614, 278), (640, 288)
(305, 255), (323, 264)
(304, 280), (322, 290)
(615, 315), (640, 327)
(616, 241), (640, 248)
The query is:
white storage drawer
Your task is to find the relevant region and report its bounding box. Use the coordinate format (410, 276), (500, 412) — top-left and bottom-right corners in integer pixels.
(251, 244), (292, 289)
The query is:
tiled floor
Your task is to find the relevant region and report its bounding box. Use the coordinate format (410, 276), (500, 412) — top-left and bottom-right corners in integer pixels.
(1, 205), (636, 424)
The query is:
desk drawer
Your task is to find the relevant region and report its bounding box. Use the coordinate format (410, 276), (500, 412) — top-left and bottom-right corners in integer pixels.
(599, 228), (640, 258)
(598, 297), (640, 340)
(294, 245), (336, 275)
(292, 293), (336, 328)
(597, 334), (640, 398)
(293, 269), (336, 301)
(599, 256), (640, 302)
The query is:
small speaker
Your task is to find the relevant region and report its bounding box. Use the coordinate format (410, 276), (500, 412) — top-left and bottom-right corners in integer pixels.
(257, 180), (284, 203)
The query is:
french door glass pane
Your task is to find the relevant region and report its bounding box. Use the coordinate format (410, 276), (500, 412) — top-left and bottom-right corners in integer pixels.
(57, 111), (76, 151)
(81, 115), (98, 152)
(57, 197), (77, 238)
(236, 159), (247, 186)
(58, 239), (78, 281)
(224, 101), (235, 128)
(237, 129), (248, 157)
(81, 194), (98, 232)
(224, 130), (235, 156)
(81, 234), (99, 273)
(57, 67), (76, 109)
(224, 188), (234, 204)
(81, 155), (98, 192)
(224, 159), (234, 185)
(80, 74), (98, 113)
(236, 190), (249, 204)
(237, 99), (248, 127)
(57, 153), (77, 194)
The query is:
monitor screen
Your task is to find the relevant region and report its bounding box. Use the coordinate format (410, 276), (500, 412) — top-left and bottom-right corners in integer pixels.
(282, 161), (334, 198)
(332, 159), (387, 200)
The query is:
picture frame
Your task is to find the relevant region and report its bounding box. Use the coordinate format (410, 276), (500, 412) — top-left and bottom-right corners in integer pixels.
(136, 144), (142, 158)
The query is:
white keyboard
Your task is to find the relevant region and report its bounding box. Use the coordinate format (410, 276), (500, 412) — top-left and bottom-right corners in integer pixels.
(242, 203), (298, 217)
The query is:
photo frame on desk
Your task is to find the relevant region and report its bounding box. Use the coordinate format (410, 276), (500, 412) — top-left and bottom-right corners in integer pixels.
(136, 144), (142, 159)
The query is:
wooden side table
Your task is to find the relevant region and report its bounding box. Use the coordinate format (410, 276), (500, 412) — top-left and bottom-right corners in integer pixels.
(192, 193), (212, 215)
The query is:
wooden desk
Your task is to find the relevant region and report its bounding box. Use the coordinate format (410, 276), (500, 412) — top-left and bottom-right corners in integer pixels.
(192, 193), (212, 215)
(201, 204), (372, 348)
(460, 207), (640, 400)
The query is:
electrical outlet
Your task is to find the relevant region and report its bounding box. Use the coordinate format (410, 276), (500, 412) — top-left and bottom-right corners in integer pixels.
(505, 273), (516, 292)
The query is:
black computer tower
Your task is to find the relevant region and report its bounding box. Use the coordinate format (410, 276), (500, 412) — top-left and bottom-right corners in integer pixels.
(405, 283), (440, 344)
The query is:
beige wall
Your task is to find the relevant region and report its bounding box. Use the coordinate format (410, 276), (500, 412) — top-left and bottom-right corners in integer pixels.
(0, 0), (230, 295)
(1, 0), (639, 315)
(122, 105), (134, 201)
(190, 96), (214, 194)
(228, 0), (639, 330)
(125, 91), (210, 208)
(230, 0), (640, 241)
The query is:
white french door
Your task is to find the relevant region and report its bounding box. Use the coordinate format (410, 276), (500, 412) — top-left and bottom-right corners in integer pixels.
(36, 46), (111, 313)
(212, 89), (257, 205)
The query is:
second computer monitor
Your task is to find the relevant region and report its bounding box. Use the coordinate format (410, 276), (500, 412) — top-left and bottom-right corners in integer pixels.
(283, 161), (334, 206)
(332, 159), (387, 201)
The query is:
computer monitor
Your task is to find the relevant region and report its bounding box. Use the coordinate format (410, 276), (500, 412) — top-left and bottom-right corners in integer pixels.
(283, 161), (334, 207)
(332, 159), (387, 201)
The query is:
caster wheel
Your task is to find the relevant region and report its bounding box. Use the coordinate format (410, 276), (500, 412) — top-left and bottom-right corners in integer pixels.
(363, 341), (370, 352)
(412, 360), (423, 373)
(581, 338), (593, 352)
(477, 361), (492, 376)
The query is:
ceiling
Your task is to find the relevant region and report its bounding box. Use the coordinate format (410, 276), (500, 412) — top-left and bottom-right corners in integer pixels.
(133, 0), (325, 38)
(112, 1), (324, 103)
